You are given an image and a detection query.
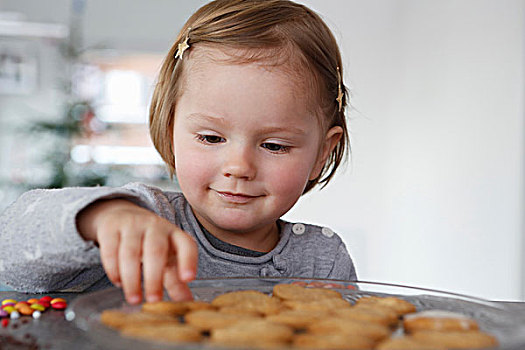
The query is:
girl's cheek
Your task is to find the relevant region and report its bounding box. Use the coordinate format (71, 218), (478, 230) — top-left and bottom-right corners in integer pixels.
(175, 149), (210, 184)
(268, 161), (312, 195)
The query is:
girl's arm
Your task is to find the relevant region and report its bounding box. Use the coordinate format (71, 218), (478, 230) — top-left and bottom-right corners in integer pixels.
(0, 183), (187, 296)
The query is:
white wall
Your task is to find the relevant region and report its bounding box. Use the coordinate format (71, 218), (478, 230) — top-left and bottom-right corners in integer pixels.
(2, 0), (524, 300)
(285, 0), (525, 301)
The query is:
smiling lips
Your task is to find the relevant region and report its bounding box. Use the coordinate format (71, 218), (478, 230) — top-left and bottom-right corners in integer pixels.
(215, 190), (260, 204)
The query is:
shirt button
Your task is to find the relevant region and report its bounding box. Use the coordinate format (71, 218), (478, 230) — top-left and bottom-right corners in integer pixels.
(321, 227), (334, 238)
(292, 223), (306, 235)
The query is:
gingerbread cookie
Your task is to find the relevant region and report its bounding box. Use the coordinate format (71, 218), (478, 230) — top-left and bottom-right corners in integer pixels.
(355, 296), (416, 316)
(283, 297), (351, 312)
(411, 330), (498, 349)
(293, 333), (376, 349)
(273, 283), (342, 301)
(376, 336), (446, 349)
(100, 309), (179, 330)
(141, 301), (186, 316)
(184, 309), (260, 331)
(210, 319), (294, 347)
(211, 290), (282, 315)
(308, 317), (391, 341)
(120, 323), (202, 343)
(142, 300), (214, 316)
(403, 310), (479, 333)
(333, 305), (399, 327)
(266, 309), (329, 329)
(217, 305), (263, 317)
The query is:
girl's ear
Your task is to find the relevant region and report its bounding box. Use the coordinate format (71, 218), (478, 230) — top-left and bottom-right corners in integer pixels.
(309, 126), (343, 181)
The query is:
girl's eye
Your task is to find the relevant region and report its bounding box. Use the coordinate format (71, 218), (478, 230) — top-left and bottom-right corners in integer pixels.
(197, 134), (225, 144)
(262, 142), (289, 153)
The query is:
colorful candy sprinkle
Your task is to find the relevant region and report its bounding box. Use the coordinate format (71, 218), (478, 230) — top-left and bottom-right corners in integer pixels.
(37, 301), (50, 308)
(15, 301), (29, 310)
(30, 304), (45, 312)
(0, 295), (64, 321)
(2, 306), (15, 314)
(50, 298), (66, 305)
(18, 305), (34, 316)
(39, 296), (52, 303)
(51, 301), (67, 310)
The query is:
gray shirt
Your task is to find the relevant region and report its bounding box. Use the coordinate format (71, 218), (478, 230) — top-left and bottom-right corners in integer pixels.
(0, 182), (357, 292)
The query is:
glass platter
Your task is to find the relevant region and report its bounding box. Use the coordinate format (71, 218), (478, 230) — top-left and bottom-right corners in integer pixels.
(66, 277), (525, 350)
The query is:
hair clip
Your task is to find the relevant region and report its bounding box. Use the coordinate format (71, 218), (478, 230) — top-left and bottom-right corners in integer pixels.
(336, 67), (344, 112)
(174, 28), (191, 60)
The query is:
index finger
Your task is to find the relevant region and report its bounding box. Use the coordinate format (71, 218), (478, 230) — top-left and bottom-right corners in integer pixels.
(170, 230), (198, 282)
(143, 230), (169, 302)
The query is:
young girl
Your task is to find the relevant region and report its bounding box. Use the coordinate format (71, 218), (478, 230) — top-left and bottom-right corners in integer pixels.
(0, 0), (357, 304)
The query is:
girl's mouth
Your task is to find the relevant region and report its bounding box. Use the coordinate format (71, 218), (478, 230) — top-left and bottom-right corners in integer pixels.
(215, 191), (259, 204)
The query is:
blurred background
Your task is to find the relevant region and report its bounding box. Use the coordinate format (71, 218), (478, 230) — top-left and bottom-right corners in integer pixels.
(0, 0), (523, 301)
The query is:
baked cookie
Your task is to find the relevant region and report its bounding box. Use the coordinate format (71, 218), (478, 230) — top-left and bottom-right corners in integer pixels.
(293, 333), (376, 349)
(100, 309), (179, 330)
(333, 305), (399, 327)
(211, 290), (282, 315)
(272, 283), (342, 301)
(376, 336), (446, 349)
(210, 319), (294, 347)
(142, 300), (214, 317)
(355, 296), (416, 316)
(183, 300), (216, 312)
(308, 317), (391, 341)
(283, 297), (351, 312)
(411, 330), (498, 349)
(217, 305), (263, 317)
(184, 309), (260, 331)
(120, 323), (202, 343)
(403, 310), (479, 333)
(266, 309), (329, 329)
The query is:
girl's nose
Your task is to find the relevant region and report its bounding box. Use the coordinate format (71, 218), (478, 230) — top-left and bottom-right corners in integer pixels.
(222, 144), (256, 180)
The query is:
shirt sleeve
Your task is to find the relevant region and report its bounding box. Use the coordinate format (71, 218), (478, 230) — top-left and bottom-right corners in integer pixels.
(326, 242), (358, 281)
(0, 183), (176, 293)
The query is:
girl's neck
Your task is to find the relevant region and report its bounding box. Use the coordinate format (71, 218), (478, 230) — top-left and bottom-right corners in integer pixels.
(194, 213), (280, 253)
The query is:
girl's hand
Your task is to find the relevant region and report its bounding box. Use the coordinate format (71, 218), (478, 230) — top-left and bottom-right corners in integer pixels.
(76, 199), (198, 304)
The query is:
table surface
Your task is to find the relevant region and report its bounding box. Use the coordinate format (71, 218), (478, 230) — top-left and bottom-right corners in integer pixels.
(1, 290), (525, 350)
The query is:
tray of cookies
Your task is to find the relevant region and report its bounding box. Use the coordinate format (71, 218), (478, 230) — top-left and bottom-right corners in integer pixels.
(66, 277), (525, 349)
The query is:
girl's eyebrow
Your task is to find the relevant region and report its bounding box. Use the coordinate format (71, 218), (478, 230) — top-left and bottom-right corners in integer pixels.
(187, 113), (307, 136)
(259, 125), (307, 136)
(187, 113), (227, 125)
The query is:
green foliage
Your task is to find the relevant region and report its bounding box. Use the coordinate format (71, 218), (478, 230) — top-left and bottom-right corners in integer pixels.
(27, 100), (110, 189)
(25, 39), (110, 189)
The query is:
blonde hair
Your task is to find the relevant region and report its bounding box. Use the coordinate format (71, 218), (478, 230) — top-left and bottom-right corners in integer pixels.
(150, 0), (349, 194)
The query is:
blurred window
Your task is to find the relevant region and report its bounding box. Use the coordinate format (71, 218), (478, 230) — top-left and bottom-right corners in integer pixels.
(71, 54), (170, 184)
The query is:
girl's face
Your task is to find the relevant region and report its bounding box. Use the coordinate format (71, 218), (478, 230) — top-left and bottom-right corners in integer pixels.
(173, 48), (341, 246)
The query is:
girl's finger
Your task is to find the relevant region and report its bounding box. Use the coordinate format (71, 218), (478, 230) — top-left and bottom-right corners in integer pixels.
(163, 264), (193, 301)
(170, 230), (198, 282)
(97, 227), (121, 287)
(142, 230), (169, 302)
(119, 230), (144, 304)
